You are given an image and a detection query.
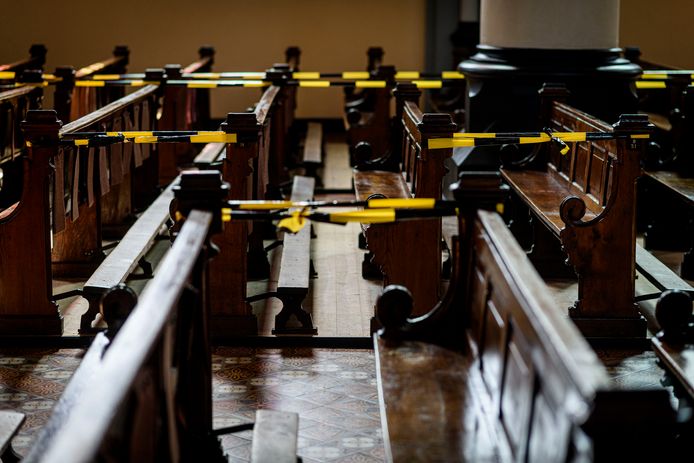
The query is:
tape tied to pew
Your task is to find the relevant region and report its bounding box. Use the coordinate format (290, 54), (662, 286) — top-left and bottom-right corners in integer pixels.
(429, 131), (651, 153)
(219, 200), (458, 233)
(58, 131), (238, 147)
(225, 197), (442, 211)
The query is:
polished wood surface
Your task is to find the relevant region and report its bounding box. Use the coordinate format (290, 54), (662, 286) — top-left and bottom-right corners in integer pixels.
(502, 96), (649, 338)
(647, 170), (694, 204)
(354, 92), (454, 319)
(23, 209), (218, 462)
(302, 121), (322, 164)
(375, 208), (676, 462)
(273, 175), (317, 334)
(80, 182), (175, 333)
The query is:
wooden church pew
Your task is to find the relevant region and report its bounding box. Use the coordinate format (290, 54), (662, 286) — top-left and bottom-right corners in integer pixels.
(158, 46), (216, 184)
(0, 87), (157, 335)
(355, 83), (455, 325)
(20, 171), (299, 462)
(374, 181), (677, 462)
(344, 64), (395, 163)
(208, 74), (304, 337)
(53, 46), (130, 124)
(500, 84), (651, 339)
(0, 44), (46, 76)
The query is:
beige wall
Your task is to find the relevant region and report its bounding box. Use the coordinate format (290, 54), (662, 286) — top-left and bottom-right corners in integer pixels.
(3, 0), (693, 118)
(0, 0), (426, 119)
(620, 0), (694, 68)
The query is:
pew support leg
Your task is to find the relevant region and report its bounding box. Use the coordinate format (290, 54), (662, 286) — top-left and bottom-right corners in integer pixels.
(246, 291), (317, 335)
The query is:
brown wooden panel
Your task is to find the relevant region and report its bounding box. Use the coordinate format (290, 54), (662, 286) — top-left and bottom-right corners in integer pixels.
(500, 328), (534, 457)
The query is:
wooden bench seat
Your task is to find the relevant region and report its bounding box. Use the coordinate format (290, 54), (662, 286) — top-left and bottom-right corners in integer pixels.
(274, 175), (316, 334)
(21, 172), (299, 462)
(501, 86), (652, 339)
(301, 121), (323, 180)
(374, 190), (677, 462)
(353, 84), (455, 323)
(344, 65), (395, 163)
(193, 142), (226, 165)
(206, 72), (298, 337)
(79, 182), (175, 333)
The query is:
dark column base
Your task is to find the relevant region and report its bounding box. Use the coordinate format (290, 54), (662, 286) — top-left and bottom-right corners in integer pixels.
(457, 45), (640, 172)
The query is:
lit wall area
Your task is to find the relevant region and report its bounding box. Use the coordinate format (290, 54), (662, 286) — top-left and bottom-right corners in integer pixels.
(0, 0), (426, 118)
(619, 0), (694, 68)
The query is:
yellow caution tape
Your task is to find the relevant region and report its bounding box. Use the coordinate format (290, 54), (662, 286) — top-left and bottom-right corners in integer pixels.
(396, 71), (420, 80)
(631, 134), (650, 139)
(105, 131), (153, 137)
(428, 138), (474, 149)
(496, 203), (504, 214)
(0, 71), (16, 79)
(187, 82), (218, 88)
(342, 72), (370, 79)
(636, 81), (666, 89)
(355, 80), (386, 88)
(93, 74), (122, 80)
(191, 73), (220, 79)
(299, 81), (331, 88)
(329, 209), (396, 224)
(555, 133), (586, 142)
(442, 71), (465, 79)
(189, 134), (238, 143)
(293, 72), (321, 80)
(14, 82), (49, 88)
(278, 211), (306, 233)
(74, 139), (89, 146)
(641, 73), (668, 80)
(242, 81), (270, 88)
(367, 198), (436, 209)
(75, 81), (106, 87)
(414, 80), (442, 89)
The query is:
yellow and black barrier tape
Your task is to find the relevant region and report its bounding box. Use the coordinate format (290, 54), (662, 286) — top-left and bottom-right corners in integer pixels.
(429, 131), (650, 154)
(0, 71), (61, 81)
(224, 197), (445, 211)
(57, 130), (237, 147)
(219, 201), (458, 234)
(68, 78), (460, 89)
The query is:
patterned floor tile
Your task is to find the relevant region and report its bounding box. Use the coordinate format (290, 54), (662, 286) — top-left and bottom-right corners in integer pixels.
(0, 346), (382, 461)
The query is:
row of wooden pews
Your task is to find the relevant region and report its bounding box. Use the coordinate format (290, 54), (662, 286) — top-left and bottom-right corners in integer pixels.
(373, 180), (678, 462)
(16, 171), (299, 462)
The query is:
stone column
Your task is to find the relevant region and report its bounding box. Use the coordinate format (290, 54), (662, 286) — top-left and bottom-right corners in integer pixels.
(459, 0), (639, 169)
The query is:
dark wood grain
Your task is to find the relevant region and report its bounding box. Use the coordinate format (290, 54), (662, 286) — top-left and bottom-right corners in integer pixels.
(501, 97), (650, 338)
(24, 210), (215, 463)
(355, 93), (455, 320)
(375, 209), (676, 462)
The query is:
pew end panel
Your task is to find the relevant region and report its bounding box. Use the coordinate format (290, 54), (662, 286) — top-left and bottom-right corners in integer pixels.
(356, 97), (455, 324)
(501, 90), (652, 339)
(0, 110), (62, 335)
(375, 209), (678, 462)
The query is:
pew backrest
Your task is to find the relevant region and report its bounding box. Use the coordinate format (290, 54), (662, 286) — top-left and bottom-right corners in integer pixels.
(24, 208), (215, 463)
(0, 86), (42, 165)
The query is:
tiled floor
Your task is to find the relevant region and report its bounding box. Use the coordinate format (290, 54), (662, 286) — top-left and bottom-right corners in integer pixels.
(213, 347), (383, 463)
(0, 347), (384, 462)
